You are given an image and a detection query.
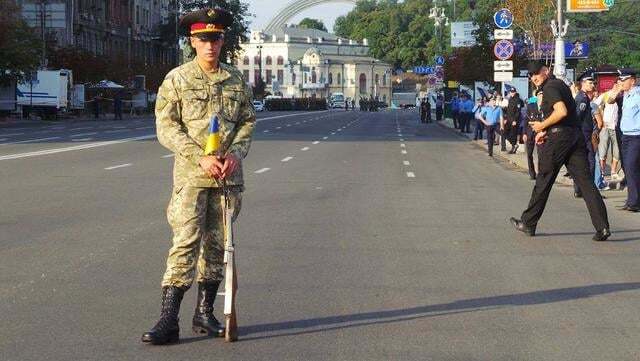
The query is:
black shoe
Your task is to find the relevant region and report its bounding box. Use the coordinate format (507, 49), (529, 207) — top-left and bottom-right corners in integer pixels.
(192, 281), (225, 337)
(574, 192), (583, 198)
(628, 207), (640, 213)
(593, 228), (611, 242)
(142, 286), (186, 345)
(510, 217), (536, 236)
(617, 204), (630, 211)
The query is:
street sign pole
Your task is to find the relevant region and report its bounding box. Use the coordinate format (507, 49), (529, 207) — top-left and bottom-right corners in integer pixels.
(552, 0), (568, 80)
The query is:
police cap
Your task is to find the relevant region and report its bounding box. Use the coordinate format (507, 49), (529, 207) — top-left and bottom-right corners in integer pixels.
(179, 8), (233, 41)
(618, 67), (637, 81)
(577, 67), (596, 82)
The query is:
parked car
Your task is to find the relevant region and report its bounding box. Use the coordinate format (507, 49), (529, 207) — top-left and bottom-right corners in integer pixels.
(253, 100), (264, 112)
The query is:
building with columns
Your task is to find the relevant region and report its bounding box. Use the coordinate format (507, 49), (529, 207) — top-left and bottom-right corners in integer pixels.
(234, 25), (392, 103)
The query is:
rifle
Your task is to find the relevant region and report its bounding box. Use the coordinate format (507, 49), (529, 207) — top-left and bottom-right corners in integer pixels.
(205, 115), (238, 342)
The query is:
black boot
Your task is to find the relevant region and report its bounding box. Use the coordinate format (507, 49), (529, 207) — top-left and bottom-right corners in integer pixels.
(141, 286), (185, 345)
(510, 217), (536, 236)
(192, 281), (225, 337)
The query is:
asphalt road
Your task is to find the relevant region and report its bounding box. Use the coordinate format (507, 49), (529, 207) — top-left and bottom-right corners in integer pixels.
(1, 109), (639, 361)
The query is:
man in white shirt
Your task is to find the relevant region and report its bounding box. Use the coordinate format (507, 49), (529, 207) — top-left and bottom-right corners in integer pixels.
(594, 87), (621, 180)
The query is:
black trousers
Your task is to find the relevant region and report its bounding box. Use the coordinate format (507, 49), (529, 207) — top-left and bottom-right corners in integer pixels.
(452, 111), (459, 129)
(436, 107), (443, 121)
(574, 125), (597, 194)
(486, 125), (496, 156)
(521, 128), (609, 231)
(526, 140), (536, 178)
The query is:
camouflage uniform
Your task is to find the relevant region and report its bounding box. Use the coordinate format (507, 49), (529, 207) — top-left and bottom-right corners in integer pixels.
(155, 58), (256, 288)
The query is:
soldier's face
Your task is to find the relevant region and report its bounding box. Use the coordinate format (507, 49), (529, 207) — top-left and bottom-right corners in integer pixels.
(191, 36), (224, 63)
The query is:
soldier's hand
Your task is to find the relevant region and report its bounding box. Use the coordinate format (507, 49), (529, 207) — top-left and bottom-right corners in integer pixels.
(529, 121), (545, 133)
(220, 153), (239, 179)
(199, 156), (223, 179)
(535, 131), (547, 145)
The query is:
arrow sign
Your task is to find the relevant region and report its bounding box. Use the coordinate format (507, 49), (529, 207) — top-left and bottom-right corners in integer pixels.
(494, 40), (515, 60)
(494, 61), (514, 71)
(494, 8), (513, 29)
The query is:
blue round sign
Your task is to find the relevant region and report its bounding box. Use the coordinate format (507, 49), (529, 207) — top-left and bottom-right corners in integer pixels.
(494, 8), (513, 29)
(435, 56), (445, 66)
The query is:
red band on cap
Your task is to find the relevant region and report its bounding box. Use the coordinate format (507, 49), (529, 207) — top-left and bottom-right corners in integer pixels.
(190, 23), (224, 34)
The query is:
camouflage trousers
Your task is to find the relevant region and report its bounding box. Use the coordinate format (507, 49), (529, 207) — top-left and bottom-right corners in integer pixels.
(161, 186), (242, 288)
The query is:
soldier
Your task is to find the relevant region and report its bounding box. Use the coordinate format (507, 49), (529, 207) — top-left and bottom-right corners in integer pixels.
(141, 8), (256, 345)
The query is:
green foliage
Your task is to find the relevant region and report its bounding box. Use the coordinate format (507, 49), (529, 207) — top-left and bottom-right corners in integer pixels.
(180, 0), (251, 64)
(298, 18), (328, 32)
(0, 0), (43, 86)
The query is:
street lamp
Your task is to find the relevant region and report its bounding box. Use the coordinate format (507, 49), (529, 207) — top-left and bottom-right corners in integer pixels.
(428, 1), (449, 53)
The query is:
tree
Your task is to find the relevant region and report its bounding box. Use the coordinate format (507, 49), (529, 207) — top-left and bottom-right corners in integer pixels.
(505, 0), (555, 60)
(179, 0), (251, 64)
(298, 18), (328, 32)
(0, 0), (42, 86)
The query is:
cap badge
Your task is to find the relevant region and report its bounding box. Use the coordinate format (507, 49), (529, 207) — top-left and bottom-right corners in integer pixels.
(207, 9), (216, 17)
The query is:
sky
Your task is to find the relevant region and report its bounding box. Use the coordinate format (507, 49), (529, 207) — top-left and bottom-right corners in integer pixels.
(243, 0), (355, 33)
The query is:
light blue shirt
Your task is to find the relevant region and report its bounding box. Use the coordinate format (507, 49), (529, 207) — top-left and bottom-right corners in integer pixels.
(461, 99), (475, 113)
(481, 106), (503, 126)
(621, 85), (640, 135)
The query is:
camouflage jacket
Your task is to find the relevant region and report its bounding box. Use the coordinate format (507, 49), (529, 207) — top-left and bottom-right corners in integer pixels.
(155, 59), (256, 188)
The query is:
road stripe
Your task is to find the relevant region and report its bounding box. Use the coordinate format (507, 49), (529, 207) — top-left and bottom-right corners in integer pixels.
(400, 144), (406, 148)
(406, 172), (416, 178)
(105, 163), (132, 170)
(106, 129), (127, 133)
(162, 154), (174, 158)
(0, 134), (156, 161)
(323, 136), (328, 140)
(255, 167), (270, 174)
(312, 141), (320, 145)
(70, 127), (93, 131)
(399, 138), (405, 141)
(301, 147), (310, 151)
(70, 132), (98, 137)
(401, 150), (407, 154)
(1, 132), (25, 136)
(71, 138), (94, 142)
(403, 161), (411, 166)
(281, 156), (293, 162)
(256, 110), (330, 122)
(263, 130), (270, 133)
(276, 126), (282, 129)
(1, 136), (61, 145)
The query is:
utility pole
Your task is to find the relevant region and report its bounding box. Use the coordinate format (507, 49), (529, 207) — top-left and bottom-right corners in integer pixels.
(40, 0), (47, 69)
(551, 0), (568, 80)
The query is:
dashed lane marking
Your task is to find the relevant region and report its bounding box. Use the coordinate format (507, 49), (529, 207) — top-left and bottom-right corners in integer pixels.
(1, 136), (61, 145)
(301, 147), (310, 151)
(406, 172), (416, 178)
(312, 141), (320, 145)
(105, 163), (132, 170)
(70, 132), (98, 137)
(400, 144), (406, 148)
(323, 136), (328, 140)
(401, 150), (407, 154)
(1, 132), (25, 136)
(263, 130), (270, 133)
(281, 156), (293, 162)
(70, 127), (94, 131)
(403, 161), (411, 166)
(162, 154), (174, 158)
(71, 138), (94, 142)
(255, 167), (270, 174)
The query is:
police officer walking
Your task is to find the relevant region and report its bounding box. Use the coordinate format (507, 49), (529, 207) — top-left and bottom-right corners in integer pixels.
(141, 8), (256, 345)
(573, 69), (598, 197)
(510, 61), (611, 242)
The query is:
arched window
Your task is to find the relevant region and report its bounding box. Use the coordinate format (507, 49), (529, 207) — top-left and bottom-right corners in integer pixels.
(277, 56), (284, 65)
(254, 56), (260, 65)
(266, 56), (272, 65)
(382, 73), (387, 86)
(311, 67), (317, 83)
(328, 73), (333, 85)
(337, 73), (341, 85)
(375, 74), (379, 85)
(243, 56), (249, 65)
(359, 73), (367, 94)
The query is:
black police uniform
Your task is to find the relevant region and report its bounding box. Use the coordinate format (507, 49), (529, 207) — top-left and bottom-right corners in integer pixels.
(574, 90), (597, 193)
(525, 100), (540, 179)
(520, 77), (609, 233)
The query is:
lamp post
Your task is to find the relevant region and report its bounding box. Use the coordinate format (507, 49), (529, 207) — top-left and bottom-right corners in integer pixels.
(428, 1), (449, 54)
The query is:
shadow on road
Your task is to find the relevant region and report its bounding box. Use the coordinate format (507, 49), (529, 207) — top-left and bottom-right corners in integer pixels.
(535, 229), (640, 242)
(237, 282), (640, 341)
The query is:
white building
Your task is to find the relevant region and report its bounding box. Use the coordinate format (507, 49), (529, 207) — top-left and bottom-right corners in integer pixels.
(233, 25), (392, 103)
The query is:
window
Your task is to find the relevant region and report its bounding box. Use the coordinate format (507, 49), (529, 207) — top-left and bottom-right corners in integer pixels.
(266, 69), (272, 84)
(328, 73), (333, 85)
(359, 74), (367, 94)
(277, 69), (284, 84)
(277, 56), (284, 65)
(382, 73), (387, 86)
(266, 56), (272, 65)
(243, 56), (249, 65)
(311, 67), (317, 83)
(254, 56), (260, 65)
(254, 70), (260, 84)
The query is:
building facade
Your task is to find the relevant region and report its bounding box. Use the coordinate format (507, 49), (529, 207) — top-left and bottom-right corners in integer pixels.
(234, 25), (392, 103)
(17, 0), (179, 67)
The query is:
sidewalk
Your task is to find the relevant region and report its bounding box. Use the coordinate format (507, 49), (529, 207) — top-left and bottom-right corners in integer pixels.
(438, 117), (625, 189)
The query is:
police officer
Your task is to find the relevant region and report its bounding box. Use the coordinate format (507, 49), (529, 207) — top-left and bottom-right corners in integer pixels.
(510, 61), (611, 242)
(573, 68), (598, 197)
(142, 8), (256, 345)
(505, 88), (524, 153)
(523, 90), (542, 179)
(615, 68), (640, 212)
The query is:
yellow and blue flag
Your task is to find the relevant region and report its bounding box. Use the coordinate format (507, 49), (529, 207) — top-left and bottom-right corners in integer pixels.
(204, 115), (221, 155)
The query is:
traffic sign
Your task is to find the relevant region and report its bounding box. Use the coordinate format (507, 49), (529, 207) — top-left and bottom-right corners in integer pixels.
(435, 55), (445, 66)
(494, 72), (513, 82)
(494, 8), (513, 29)
(494, 40), (514, 60)
(494, 29), (513, 40)
(494, 61), (513, 71)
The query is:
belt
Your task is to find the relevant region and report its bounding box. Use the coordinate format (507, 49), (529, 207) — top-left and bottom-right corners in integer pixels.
(548, 126), (575, 134)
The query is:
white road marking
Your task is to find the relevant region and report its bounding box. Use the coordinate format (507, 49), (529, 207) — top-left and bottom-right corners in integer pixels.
(70, 132), (98, 137)
(162, 154), (175, 158)
(1, 136), (61, 145)
(401, 150), (407, 154)
(276, 126), (282, 129)
(337, 129), (342, 132)
(301, 147), (310, 151)
(263, 130), (270, 133)
(106, 129), (127, 133)
(70, 127), (93, 131)
(281, 156), (293, 162)
(398, 134), (403, 137)
(403, 161), (411, 166)
(406, 172), (416, 178)
(330, 132), (335, 135)
(105, 163), (132, 170)
(256, 110), (330, 122)
(286, 124), (291, 127)
(0, 134), (156, 161)
(399, 138), (405, 141)
(71, 138), (94, 142)
(312, 141), (320, 145)
(323, 136), (328, 140)
(1, 132), (25, 136)
(400, 144), (406, 148)
(255, 167), (270, 174)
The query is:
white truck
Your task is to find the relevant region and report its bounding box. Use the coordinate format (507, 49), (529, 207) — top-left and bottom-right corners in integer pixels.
(330, 92), (345, 108)
(17, 69), (73, 119)
(391, 92), (418, 109)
